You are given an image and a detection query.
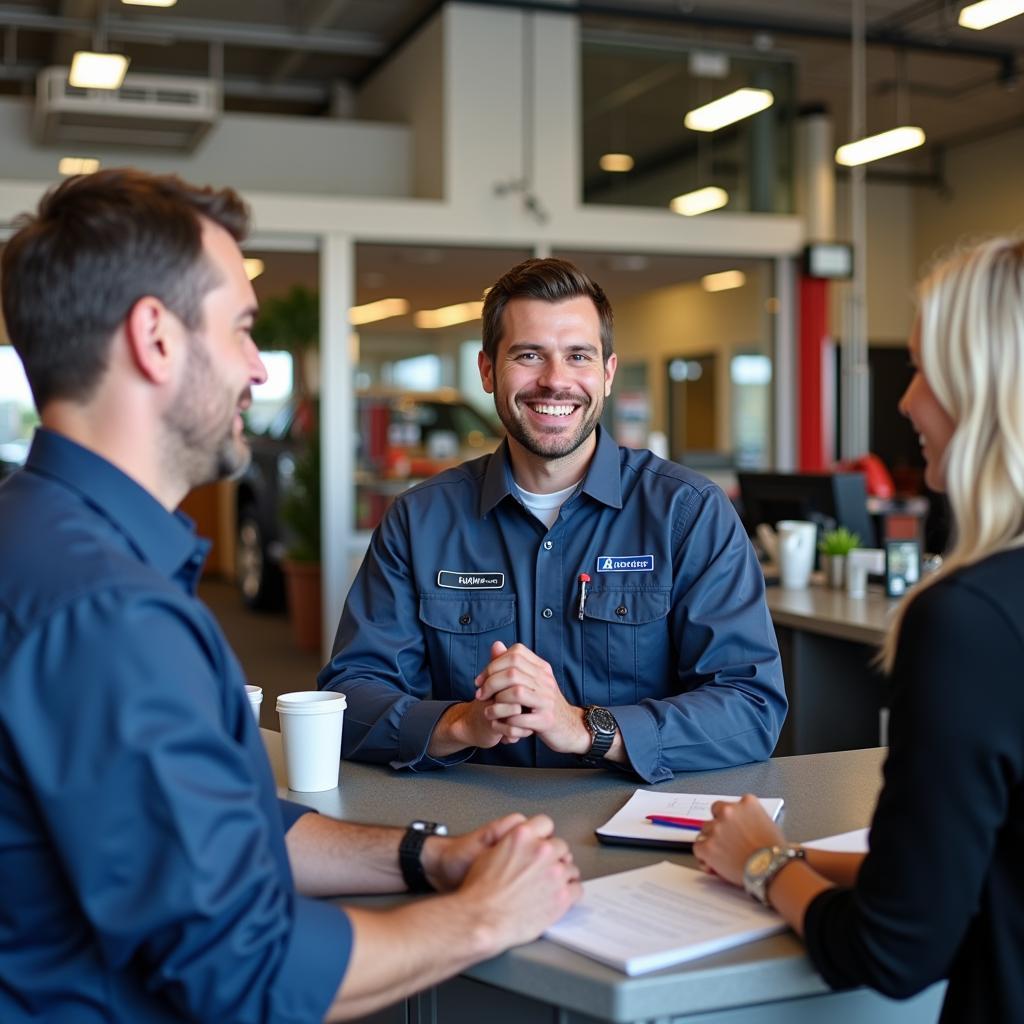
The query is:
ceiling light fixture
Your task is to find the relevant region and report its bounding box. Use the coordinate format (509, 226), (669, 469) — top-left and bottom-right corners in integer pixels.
(684, 87), (774, 132)
(702, 270), (746, 292)
(835, 125), (925, 166)
(599, 153), (634, 173)
(669, 186), (729, 217)
(68, 51), (130, 90)
(242, 258), (265, 281)
(121, 0), (178, 6)
(349, 298), (411, 325)
(958, 0), (1024, 29)
(414, 301), (485, 330)
(58, 157), (100, 176)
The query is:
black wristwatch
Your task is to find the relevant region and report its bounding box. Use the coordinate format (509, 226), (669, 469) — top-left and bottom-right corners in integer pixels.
(580, 705), (618, 765)
(399, 820), (448, 893)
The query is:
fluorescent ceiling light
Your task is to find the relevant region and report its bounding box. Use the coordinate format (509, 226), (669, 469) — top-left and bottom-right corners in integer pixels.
(414, 300), (484, 330)
(58, 156), (100, 176)
(669, 186), (729, 217)
(349, 298), (410, 325)
(702, 270), (746, 292)
(242, 258), (265, 281)
(958, 0), (1024, 29)
(68, 51), (130, 90)
(122, 0), (177, 6)
(684, 87), (774, 132)
(835, 125), (926, 166)
(599, 152), (634, 172)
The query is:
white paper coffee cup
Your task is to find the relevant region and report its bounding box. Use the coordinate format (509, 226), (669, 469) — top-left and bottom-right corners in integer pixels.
(245, 685), (263, 723)
(276, 691), (347, 792)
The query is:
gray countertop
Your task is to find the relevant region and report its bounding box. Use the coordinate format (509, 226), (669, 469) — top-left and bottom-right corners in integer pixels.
(765, 582), (898, 645)
(262, 731), (889, 1022)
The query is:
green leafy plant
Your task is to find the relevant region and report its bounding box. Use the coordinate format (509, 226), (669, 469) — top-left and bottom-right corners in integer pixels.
(251, 285), (319, 396)
(818, 526), (861, 556)
(280, 428), (320, 563)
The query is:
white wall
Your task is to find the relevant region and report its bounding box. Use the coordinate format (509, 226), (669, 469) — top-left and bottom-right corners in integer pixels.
(356, 13), (444, 199)
(914, 124), (1024, 273)
(0, 98), (411, 197)
(833, 179), (916, 347)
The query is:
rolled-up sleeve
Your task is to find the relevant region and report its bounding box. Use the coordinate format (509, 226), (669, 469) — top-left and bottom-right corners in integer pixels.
(319, 499), (471, 771)
(8, 592), (351, 1024)
(615, 485), (787, 783)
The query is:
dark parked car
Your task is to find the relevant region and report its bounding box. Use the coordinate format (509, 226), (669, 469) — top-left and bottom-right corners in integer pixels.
(235, 389), (501, 609)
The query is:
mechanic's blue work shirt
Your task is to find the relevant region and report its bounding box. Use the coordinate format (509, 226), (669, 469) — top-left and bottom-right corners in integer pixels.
(321, 428), (786, 783)
(0, 430), (350, 1023)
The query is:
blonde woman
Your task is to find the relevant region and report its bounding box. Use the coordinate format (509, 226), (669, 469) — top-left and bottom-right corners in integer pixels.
(693, 238), (1024, 1023)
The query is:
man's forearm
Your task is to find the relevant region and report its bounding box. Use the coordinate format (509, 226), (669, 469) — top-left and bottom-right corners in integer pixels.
(286, 814), (404, 897)
(324, 896), (496, 1021)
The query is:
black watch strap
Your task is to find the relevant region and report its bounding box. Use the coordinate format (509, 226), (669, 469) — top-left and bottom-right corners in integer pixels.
(399, 820), (448, 893)
(581, 705), (617, 766)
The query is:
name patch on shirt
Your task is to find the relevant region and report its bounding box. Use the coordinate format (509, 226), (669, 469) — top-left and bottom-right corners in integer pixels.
(596, 555), (655, 573)
(437, 570), (505, 589)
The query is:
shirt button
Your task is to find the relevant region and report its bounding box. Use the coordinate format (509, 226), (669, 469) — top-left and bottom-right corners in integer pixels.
(543, 540), (553, 550)
(615, 605), (628, 617)
(459, 613), (472, 625)
(542, 608), (554, 619)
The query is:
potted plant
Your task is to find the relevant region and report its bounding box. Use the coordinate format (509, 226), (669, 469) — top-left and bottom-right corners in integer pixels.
(280, 428), (322, 652)
(251, 285), (320, 398)
(818, 527), (861, 589)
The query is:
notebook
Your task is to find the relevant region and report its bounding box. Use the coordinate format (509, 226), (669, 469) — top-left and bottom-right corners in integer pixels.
(596, 789), (784, 848)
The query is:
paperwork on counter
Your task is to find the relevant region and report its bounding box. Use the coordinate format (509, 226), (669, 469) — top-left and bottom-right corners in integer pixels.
(596, 789), (784, 848)
(545, 861), (785, 975)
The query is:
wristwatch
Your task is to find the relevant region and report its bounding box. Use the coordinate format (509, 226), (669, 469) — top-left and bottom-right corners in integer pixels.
(580, 705), (618, 765)
(743, 845), (806, 906)
(399, 820), (448, 893)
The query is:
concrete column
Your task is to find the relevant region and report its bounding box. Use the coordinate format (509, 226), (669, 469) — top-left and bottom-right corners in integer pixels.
(319, 231), (354, 661)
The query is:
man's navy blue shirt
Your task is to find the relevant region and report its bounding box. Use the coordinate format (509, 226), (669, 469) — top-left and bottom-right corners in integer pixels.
(321, 428), (786, 783)
(0, 430), (350, 1023)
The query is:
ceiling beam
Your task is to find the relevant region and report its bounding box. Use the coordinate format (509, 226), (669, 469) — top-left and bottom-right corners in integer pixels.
(0, 6), (385, 57)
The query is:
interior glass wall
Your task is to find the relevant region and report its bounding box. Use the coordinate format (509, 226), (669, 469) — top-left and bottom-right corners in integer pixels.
(553, 248), (776, 495)
(351, 243), (531, 532)
(581, 30), (796, 215)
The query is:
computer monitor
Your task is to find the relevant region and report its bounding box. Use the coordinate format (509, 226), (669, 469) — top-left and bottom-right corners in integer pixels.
(736, 471), (876, 549)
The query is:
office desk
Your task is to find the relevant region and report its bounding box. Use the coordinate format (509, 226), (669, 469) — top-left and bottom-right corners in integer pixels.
(766, 584), (899, 755)
(262, 731), (943, 1024)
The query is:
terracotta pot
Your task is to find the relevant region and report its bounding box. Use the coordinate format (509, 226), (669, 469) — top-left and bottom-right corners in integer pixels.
(283, 559), (322, 653)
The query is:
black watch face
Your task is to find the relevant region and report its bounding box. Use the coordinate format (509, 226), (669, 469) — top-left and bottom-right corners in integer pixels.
(588, 707), (616, 735)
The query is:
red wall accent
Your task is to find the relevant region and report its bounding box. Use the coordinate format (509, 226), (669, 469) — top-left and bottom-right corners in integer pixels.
(798, 276), (829, 470)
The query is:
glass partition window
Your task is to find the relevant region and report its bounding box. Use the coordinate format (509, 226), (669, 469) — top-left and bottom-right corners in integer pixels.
(351, 243), (529, 532)
(581, 32), (795, 215)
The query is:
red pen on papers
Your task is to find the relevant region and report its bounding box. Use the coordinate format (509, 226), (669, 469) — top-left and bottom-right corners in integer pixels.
(646, 814), (706, 830)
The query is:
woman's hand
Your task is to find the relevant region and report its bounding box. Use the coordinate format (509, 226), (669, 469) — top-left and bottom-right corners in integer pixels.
(692, 794), (788, 888)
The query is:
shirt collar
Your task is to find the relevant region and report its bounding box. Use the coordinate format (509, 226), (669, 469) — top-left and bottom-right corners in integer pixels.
(25, 428), (209, 589)
(479, 425), (623, 517)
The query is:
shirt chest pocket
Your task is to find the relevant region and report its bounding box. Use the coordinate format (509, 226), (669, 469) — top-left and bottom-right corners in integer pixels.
(580, 588), (671, 705)
(418, 595), (517, 700)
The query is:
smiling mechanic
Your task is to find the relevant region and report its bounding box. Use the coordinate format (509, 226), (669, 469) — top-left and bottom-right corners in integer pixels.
(320, 257), (786, 784)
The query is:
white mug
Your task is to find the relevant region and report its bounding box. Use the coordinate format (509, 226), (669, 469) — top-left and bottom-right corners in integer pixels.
(776, 520), (817, 589)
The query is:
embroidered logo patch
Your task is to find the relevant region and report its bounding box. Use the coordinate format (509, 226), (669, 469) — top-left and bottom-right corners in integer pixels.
(595, 555), (655, 572)
(437, 571), (505, 589)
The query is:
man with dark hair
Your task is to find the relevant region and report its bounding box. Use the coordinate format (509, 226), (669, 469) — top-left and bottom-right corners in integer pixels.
(322, 257), (786, 784)
(0, 173), (578, 1023)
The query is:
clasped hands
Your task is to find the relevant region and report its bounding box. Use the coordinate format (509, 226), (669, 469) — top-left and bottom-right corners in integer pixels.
(436, 641), (591, 756)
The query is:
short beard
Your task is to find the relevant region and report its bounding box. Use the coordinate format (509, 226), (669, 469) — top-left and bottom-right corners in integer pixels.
(164, 333), (251, 491)
(496, 387), (602, 460)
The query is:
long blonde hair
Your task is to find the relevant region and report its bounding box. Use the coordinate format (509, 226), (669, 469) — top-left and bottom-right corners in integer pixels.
(881, 238), (1024, 672)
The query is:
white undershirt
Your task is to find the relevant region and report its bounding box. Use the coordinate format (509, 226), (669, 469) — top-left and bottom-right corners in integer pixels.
(515, 480), (581, 530)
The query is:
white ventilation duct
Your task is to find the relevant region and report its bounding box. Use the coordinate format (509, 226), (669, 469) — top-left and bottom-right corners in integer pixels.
(34, 67), (221, 152)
